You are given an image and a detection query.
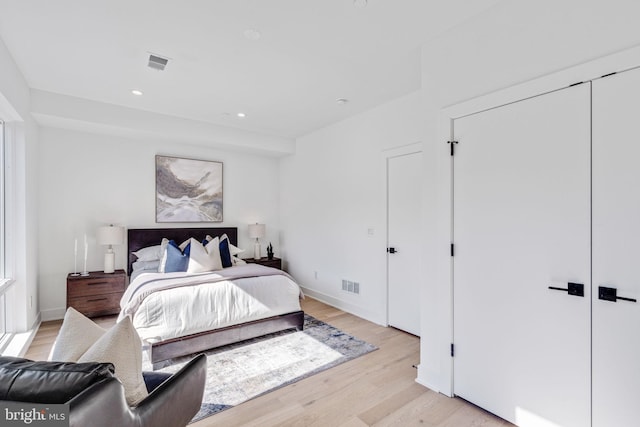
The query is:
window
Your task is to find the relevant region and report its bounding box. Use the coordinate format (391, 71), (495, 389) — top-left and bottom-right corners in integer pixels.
(0, 120), (4, 277)
(0, 120), (5, 341)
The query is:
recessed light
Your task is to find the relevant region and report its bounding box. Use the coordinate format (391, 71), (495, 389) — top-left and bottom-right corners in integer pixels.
(336, 98), (349, 105)
(237, 112), (246, 118)
(353, 0), (367, 8)
(243, 28), (262, 40)
(131, 89), (143, 96)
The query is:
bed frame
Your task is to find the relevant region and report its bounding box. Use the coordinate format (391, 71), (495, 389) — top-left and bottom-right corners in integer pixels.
(127, 227), (304, 364)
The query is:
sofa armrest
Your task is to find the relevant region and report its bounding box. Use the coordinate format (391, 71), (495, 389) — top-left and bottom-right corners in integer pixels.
(133, 353), (207, 427)
(142, 371), (172, 393)
(68, 377), (133, 427)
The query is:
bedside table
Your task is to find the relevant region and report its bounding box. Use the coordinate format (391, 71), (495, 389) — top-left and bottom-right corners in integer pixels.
(67, 270), (127, 317)
(244, 257), (282, 270)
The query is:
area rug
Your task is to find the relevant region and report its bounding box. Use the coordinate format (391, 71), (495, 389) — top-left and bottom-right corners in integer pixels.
(148, 314), (377, 423)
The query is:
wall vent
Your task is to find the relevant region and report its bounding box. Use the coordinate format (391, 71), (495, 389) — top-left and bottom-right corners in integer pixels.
(148, 54), (169, 71)
(342, 280), (360, 294)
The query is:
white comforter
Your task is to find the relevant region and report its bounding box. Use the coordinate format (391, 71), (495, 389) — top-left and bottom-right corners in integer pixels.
(119, 265), (302, 343)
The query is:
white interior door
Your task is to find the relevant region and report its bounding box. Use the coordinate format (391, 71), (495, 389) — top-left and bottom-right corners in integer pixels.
(387, 151), (422, 336)
(592, 67), (640, 427)
(452, 84), (591, 427)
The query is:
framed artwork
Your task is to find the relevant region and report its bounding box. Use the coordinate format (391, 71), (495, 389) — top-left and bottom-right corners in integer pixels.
(155, 155), (223, 222)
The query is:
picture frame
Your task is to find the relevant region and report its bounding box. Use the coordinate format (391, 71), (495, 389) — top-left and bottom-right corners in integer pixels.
(155, 155), (223, 222)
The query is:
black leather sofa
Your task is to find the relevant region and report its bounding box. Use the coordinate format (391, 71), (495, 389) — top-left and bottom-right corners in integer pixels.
(0, 354), (206, 427)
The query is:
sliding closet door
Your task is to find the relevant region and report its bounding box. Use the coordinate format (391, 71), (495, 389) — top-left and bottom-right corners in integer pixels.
(592, 68), (640, 427)
(452, 84), (591, 427)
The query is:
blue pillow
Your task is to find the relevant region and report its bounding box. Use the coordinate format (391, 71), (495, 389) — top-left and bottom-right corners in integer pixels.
(164, 240), (190, 272)
(218, 238), (232, 268)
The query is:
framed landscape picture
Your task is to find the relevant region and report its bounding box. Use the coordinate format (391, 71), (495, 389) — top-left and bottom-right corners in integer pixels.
(155, 155), (223, 222)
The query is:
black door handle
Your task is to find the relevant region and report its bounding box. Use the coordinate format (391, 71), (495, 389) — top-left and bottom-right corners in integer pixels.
(598, 286), (637, 303)
(548, 282), (584, 297)
(387, 247), (397, 254)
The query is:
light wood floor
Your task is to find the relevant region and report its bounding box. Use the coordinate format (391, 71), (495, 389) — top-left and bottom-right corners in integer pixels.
(26, 298), (513, 427)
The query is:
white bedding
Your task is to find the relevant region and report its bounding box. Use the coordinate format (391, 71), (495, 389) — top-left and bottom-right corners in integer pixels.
(119, 265), (302, 343)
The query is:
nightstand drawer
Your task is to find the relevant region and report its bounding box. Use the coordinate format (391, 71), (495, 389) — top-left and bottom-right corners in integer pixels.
(68, 293), (122, 317)
(67, 275), (125, 298)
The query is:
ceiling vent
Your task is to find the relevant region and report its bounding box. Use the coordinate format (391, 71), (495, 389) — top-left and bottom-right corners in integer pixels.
(148, 54), (169, 71)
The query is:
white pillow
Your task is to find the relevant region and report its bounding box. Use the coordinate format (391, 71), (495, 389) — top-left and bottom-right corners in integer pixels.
(48, 307), (106, 362)
(207, 234), (244, 255)
(132, 244), (163, 262)
(78, 316), (148, 405)
(187, 237), (222, 273)
(232, 256), (247, 265)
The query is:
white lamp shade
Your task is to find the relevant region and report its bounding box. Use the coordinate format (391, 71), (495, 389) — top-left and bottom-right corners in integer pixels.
(97, 225), (125, 246)
(248, 223), (266, 239)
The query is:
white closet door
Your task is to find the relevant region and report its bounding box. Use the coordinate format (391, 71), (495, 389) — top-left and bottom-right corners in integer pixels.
(592, 68), (640, 427)
(387, 152), (422, 336)
(453, 84), (591, 427)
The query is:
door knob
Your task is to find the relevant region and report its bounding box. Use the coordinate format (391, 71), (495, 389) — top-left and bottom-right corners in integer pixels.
(598, 286), (637, 303)
(387, 247), (397, 254)
(548, 282), (584, 297)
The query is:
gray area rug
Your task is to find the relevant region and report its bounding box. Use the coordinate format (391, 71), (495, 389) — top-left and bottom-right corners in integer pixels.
(151, 314), (377, 423)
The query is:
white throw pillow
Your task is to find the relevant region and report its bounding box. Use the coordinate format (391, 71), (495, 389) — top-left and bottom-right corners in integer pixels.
(78, 316), (148, 405)
(207, 234), (244, 255)
(232, 256), (247, 265)
(187, 237), (223, 273)
(48, 307), (106, 362)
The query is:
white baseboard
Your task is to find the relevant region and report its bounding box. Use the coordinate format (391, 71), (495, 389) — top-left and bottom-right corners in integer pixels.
(300, 287), (386, 326)
(40, 307), (66, 322)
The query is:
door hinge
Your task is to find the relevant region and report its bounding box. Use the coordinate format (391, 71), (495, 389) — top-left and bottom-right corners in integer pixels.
(451, 343), (455, 357)
(450, 243), (454, 257)
(447, 140), (458, 156)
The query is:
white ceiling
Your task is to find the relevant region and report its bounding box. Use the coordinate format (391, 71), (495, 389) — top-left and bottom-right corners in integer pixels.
(0, 0), (501, 139)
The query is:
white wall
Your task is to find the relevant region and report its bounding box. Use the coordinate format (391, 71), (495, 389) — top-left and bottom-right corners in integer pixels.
(0, 36), (40, 333)
(279, 91), (423, 325)
(38, 127), (281, 320)
(418, 0), (640, 394)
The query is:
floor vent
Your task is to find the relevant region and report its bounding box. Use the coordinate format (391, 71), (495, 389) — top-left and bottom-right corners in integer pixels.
(342, 280), (360, 294)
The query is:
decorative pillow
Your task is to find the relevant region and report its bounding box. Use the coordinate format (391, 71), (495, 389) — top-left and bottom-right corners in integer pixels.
(163, 240), (191, 273)
(229, 243), (244, 256)
(132, 260), (161, 272)
(78, 316), (148, 405)
(207, 234), (244, 255)
(232, 256), (247, 265)
(218, 237), (233, 268)
(49, 307), (106, 362)
(188, 237), (222, 273)
(132, 244), (163, 262)
(157, 238), (170, 272)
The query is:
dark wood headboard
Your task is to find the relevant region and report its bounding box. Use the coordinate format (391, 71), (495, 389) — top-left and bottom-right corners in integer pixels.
(127, 227), (238, 276)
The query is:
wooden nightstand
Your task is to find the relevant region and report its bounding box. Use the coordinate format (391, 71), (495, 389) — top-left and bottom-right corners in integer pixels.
(244, 257), (282, 270)
(67, 270), (127, 317)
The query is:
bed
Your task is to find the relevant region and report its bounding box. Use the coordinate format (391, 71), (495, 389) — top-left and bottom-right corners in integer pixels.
(121, 227), (304, 364)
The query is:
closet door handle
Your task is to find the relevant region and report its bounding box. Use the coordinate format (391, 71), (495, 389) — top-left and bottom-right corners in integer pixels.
(548, 282), (584, 297)
(598, 286), (637, 303)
